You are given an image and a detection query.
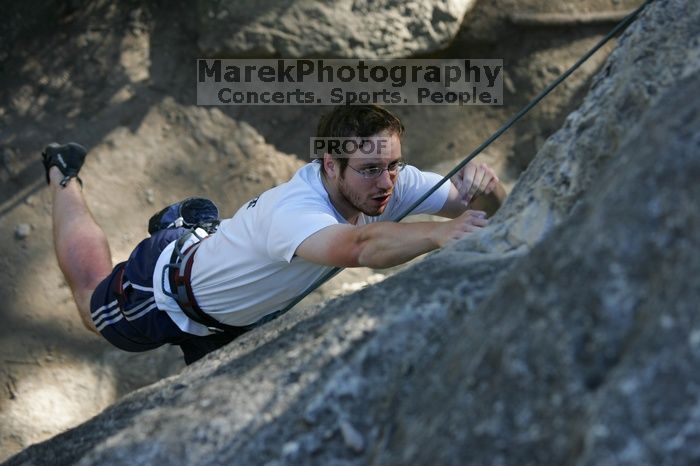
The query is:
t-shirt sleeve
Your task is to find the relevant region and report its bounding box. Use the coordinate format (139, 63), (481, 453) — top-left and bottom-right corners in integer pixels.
(266, 201), (339, 263)
(389, 165), (451, 218)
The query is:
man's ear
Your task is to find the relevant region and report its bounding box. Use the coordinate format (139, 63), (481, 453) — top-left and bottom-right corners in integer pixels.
(323, 153), (337, 179)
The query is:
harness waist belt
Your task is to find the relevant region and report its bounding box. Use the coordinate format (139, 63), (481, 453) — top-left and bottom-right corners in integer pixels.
(162, 231), (286, 334)
(165, 236), (243, 333)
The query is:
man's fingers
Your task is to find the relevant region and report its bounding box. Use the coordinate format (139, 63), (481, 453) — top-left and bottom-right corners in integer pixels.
(478, 163), (495, 193)
(450, 173), (467, 204)
(460, 163), (477, 200)
(481, 164), (500, 194)
(472, 163), (499, 199)
(444, 209), (490, 245)
(473, 164), (488, 196)
(454, 162), (501, 204)
(458, 209), (486, 220)
(465, 209), (487, 218)
(470, 217), (489, 227)
(459, 210), (489, 228)
(485, 176), (499, 194)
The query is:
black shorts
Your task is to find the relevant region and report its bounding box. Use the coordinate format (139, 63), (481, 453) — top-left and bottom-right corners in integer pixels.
(90, 228), (265, 364)
(89, 228), (192, 352)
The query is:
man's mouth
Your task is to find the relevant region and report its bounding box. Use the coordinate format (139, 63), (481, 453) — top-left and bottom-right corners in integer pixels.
(372, 192), (392, 205)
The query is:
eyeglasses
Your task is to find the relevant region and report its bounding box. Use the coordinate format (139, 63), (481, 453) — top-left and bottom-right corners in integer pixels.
(347, 160), (406, 180)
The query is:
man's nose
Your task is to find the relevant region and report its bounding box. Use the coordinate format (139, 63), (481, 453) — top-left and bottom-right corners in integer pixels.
(376, 169), (394, 190)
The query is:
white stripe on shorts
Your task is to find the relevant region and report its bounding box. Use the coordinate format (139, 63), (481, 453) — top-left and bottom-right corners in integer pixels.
(93, 306), (121, 327)
(122, 280), (154, 292)
(96, 313), (124, 332)
(123, 297), (156, 317)
(91, 299), (118, 319)
(92, 281), (158, 331)
(125, 302), (158, 322)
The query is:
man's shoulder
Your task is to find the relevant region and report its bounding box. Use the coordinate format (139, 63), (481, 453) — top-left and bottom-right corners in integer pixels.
(273, 163), (327, 203)
(251, 163), (333, 218)
(397, 164), (427, 182)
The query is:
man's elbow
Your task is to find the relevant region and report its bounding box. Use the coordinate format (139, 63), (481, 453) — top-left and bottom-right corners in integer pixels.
(327, 229), (370, 268)
(356, 247), (383, 269)
(354, 224), (388, 269)
(356, 251), (386, 269)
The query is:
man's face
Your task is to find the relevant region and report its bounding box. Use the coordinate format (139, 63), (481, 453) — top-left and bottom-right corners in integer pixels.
(335, 132), (402, 217)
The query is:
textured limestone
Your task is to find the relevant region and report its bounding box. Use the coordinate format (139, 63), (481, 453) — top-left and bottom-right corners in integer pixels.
(476, 0), (700, 252)
(196, 0), (477, 58)
(382, 70), (700, 466)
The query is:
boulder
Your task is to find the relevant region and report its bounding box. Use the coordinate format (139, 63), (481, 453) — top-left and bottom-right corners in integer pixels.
(195, 0), (477, 58)
(456, 0), (645, 43)
(484, 0), (699, 250)
(383, 69), (700, 466)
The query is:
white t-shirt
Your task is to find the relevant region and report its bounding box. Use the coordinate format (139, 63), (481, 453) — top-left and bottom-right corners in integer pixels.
(153, 162), (450, 335)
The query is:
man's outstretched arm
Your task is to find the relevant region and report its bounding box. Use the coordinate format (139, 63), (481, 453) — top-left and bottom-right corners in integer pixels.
(295, 210), (488, 269)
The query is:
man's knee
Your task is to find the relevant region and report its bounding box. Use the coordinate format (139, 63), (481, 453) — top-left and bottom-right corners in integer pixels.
(74, 289), (100, 335)
(80, 313), (100, 335)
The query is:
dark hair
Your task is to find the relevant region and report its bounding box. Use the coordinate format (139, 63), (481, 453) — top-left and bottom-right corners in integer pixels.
(316, 105), (404, 175)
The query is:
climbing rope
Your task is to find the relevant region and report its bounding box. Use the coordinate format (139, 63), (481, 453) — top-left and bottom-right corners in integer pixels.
(273, 0), (655, 319)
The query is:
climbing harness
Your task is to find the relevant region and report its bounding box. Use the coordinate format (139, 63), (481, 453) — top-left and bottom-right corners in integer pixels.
(148, 197), (236, 331)
(271, 0), (655, 319)
(153, 197), (283, 333)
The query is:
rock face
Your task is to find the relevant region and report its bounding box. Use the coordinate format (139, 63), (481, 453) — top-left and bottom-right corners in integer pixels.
(386, 77), (700, 466)
(484, 0), (699, 252)
(196, 0), (477, 57)
(4, 0), (700, 465)
(456, 0), (644, 43)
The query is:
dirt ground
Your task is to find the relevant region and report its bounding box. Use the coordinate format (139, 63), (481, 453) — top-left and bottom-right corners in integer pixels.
(0, 0), (633, 460)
